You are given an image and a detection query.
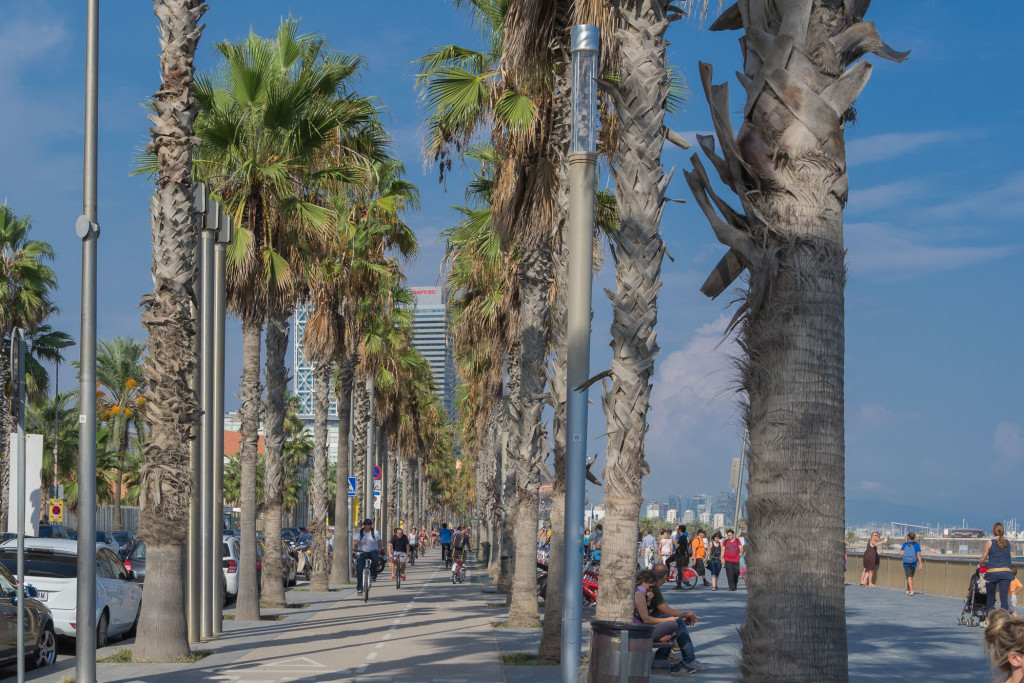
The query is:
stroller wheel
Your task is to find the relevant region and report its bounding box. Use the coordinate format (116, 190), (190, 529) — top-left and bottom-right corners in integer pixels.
(957, 617), (965, 626)
(970, 617), (978, 627)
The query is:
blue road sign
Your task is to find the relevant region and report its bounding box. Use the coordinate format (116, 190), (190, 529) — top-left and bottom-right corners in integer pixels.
(373, 465), (382, 480)
(347, 477), (357, 497)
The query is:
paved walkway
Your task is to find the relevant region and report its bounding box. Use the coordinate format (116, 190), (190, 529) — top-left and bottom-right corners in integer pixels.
(11, 559), (994, 682)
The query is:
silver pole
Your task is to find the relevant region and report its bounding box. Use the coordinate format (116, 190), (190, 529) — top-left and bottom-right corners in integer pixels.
(734, 429), (748, 529)
(562, 25), (599, 682)
(13, 329), (26, 683)
(53, 362), (59, 498)
(76, 1), (100, 678)
(365, 375), (375, 521)
(200, 197), (218, 638)
(348, 385), (354, 554)
(212, 213), (231, 634)
(186, 187), (206, 643)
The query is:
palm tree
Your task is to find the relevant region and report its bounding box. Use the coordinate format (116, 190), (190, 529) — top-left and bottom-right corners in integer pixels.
(0, 202), (59, 528)
(27, 391), (78, 502)
(94, 337), (146, 531)
(683, 3), (907, 678)
(134, 0), (206, 661)
(195, 17), (381, 614)
(684, 0), (909, 675)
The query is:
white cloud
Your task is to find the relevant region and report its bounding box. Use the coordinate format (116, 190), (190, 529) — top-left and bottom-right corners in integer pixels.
(860, 481), (882, 492)
(923, 170), (1024, 222)
(846, 129), (983, 167)
(993, 422), (1024, 463)
(845, 221), (1016, 278)
(847, 180), (926, 214)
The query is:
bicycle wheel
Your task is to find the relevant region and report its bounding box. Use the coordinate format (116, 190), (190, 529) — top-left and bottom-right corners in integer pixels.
(680, 568), (698, 590)
(458, 565), (465, 583)
(396, 563), (402, 589)
(363, 567), (371, 602)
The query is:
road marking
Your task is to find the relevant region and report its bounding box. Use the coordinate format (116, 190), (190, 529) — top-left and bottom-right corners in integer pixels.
(256, 656), (325, 668)
(356, 664), (368, 674)
(383, 632), (393, 640)
(394, 618), (402, 623)
(375, 642), (385, 648)
(366, 651), (378, 660)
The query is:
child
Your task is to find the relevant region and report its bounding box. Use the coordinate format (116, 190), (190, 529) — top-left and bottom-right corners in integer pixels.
(1010, 568), (1022, 617)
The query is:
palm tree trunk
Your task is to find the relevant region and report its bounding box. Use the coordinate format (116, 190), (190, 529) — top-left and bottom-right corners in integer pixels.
(595, 0), (673, 624)
(310, 362), (331, 591)
(113, 431), (127, 531)
(236, 317), (263, 621)
(133, 0), (206, 661)
(684, 4), (906, 677)
(330, 355), (354, 585)
(261, 313), (289, 607)
(351, 377), (369, 520)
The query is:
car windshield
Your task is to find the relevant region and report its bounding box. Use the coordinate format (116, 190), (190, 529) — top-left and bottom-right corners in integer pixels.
(67, 531), (78, 540)
(0, 550), (77, 578)
(298, 534), (312, 545)
(129, 543), (146, 560)
(38, 526), (62, 539)
(96, 532), (110, 542)
(110, 532), (132, 544)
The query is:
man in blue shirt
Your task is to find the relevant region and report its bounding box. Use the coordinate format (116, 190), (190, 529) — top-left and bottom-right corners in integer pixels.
(439, 523), (453, 565)
(901, 532), (923, 596)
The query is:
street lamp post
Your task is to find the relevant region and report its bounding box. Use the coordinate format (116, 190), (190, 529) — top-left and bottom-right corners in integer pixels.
(212, 212), (232, 635)
(199, 192), (218, 639)
(76, 1), (100, 679)
(12, 329), (26, 683)
(561, 24), (599, 683)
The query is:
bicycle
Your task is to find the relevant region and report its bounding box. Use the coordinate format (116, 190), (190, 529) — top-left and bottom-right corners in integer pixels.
(392, 552), (407, 589)
(442, 544), (452, 570)
(667, 563), (699, 590)
(451, 549), (466, 584)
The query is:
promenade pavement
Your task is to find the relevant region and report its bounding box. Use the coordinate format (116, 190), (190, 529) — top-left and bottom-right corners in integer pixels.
(9, 554), (994, 682)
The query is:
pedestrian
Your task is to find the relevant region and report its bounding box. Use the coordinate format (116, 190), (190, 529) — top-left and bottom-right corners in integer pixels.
(707, 532), (723, 590)
(981, 523), (1015, 624)
(900, 531), (923, 596)
(658, 529), (674, 567)
(691, 530), (710, 586)
(722, 529), (744, 591)
(861, 532), (880, 587)
(408, 526), (419, 565)
(642, 530), (658, 569)
(1010, 568), (1022, 617)
(592, 524), (603, 564)
(738, 531), (748, 580)
(583, 528), (592, 560)
(983, 609), (1024, 683)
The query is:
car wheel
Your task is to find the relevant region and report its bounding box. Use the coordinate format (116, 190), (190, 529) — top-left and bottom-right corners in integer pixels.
(30, 624), (57, 669)
(126, 602), (142, 638)
(97, 611), (109, 649)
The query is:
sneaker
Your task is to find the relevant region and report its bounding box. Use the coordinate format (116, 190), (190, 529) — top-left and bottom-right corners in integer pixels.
(905, 590), (910, 595)
(686, 659), (710, 671)
(909, 591), (914, 596)
(669, 662), (697, 677)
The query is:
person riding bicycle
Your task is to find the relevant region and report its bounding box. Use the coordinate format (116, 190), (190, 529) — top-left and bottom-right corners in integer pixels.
(453, 525), (470, 563)
(354, 518), (383, 594)
(408, 526), (419, 565)
(389, 527), (410, 581)
(439, 523), (453, 564)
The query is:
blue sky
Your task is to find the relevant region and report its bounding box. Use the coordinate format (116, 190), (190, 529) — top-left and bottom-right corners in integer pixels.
(1, 1), (1020, 525)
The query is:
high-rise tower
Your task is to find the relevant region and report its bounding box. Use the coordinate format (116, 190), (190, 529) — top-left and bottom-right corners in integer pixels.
(408, 286), (457, 423)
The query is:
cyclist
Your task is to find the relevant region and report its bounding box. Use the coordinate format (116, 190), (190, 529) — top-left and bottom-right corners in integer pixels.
(439, 523), (453, 565)
(408, 526), (418, 565)
(452, 528), (468, 565)
(389, 527), (410, 581)
(354, 518), (383, 594)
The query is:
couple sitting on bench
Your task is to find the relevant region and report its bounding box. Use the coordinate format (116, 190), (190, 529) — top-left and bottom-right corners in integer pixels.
(635, 565), (709, 677)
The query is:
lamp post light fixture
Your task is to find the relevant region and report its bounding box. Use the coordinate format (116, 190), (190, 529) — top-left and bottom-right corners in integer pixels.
(561, 23), (599, 683)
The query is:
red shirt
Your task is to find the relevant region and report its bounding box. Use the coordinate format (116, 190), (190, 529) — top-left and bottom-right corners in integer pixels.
(723, 538), (742, 562)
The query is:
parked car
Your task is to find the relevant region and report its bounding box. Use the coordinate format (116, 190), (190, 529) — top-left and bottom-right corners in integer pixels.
(66, 530), (77, 540)
(222, 535), (263, 601)
(257, 540), (296, 587)
(0, 562), (57, 670)
(109, 531), (136, 561)
(0, 539), (142, 647)
(95, 532), (120, 556)
(128, 538), (231, 604)
(37, 524), (70, 540)
(282, 528), (301, 547)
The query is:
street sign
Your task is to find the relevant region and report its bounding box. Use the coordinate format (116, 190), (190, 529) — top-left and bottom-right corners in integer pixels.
(49, 499), (63, 523)
(347, 477), (357, 497)
(373, 489), (381, 510)
(730, 458), (741, 490)
(373, 465), (381, 480)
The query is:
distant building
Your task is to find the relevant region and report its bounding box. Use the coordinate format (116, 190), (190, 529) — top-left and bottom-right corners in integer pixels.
(666, 509), (678, 523)
(589, 504), (606, 524)
(408, 286), (457, 424)
(682, 509), (695, 523)
(291, 303), (339, 463)
(668, 494), (682, 513)
(699, 511), (711, 525)
(646, 502), (665, 520)
(687, 494), (712, 517)
(713, 513), (724, 529)
(717, 490), (737, 525)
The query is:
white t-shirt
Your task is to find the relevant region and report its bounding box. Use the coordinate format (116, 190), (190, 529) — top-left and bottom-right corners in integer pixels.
(356, 529), (382, 552)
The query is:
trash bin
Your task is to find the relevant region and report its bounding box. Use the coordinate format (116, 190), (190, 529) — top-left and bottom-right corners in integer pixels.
(481, 541), (491, 564)
(588, 620), (654, 683)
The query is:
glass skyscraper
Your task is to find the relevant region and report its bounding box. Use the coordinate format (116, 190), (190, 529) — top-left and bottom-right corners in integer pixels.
(292, 302), (339, 462)
(408, 286), (457, 424)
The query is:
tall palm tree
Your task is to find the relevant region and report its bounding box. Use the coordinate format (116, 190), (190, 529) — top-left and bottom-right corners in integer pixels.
(195, 17), (380, 614)
(95, 337), (146, 531)
(686, 3), (906, 677)
(0, 202), (59, 528)
(135, 0), (206, 660)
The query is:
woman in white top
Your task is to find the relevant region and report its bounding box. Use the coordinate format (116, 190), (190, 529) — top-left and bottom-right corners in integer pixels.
(658, 530), (674, 565)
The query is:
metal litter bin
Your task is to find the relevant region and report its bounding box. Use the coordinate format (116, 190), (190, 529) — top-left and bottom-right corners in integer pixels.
(480, 541), (491, 564)
(588, 620), (654, 683)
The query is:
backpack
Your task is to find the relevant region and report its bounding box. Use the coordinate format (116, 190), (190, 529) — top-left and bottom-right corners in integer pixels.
(359, 528), (377, 541)
(453, 531), (466, 550)
(901, 543), (917, 565)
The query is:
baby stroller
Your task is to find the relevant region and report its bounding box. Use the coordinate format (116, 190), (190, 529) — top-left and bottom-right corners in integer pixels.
(958, 569), (988, 626)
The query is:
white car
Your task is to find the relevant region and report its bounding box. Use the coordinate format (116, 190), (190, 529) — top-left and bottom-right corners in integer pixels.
(0, 539), (143, 647)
